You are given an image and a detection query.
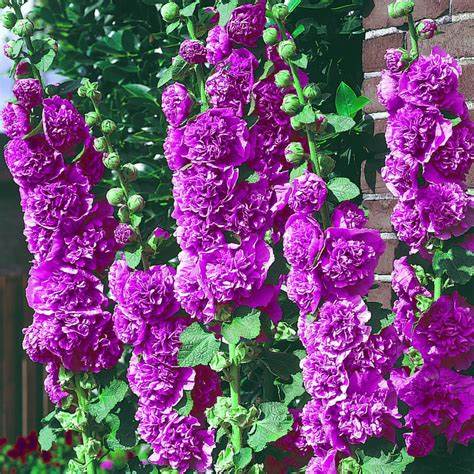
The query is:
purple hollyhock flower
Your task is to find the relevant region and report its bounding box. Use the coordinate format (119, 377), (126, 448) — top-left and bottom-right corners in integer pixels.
(23, 310), (121, 372)
(15, 61), (31, 77)
(75, 134), (105, 185)
(385, 48), (406, 74)
(112, 305), (147, 346)
(184, 108), (251, 167)
(226, 0), (266, 47)
(3, 135), (63, 188)
(206, 49), (257, 116)
(286, 267), (322, 315)
(122, 265), (180, 322)
(22, 166), (93, 232)
(381, 151), (419, 198)
(386, 105), (452, 162)
(392, 257), (429, 300)
(1, 102), (31, 138)
(302, 353), (349, 404)
(164, 126), (188, 171)
(393, 297), (417, 341)
(199, 235), (274, 303)
(42, 96), (88, 153)
(206, 26), (231, 64)
(418, 182), (474, 239)
(253, 77), (289, 125)
(306, 450), (338, 474)
(377, 71), (403, 112)
(175, 213), (225, 252)
(320, 227), (385, 297)
(283, 213), (324, 269)
(44, 362), (68, 405)
(301, 398), (332, 449)
(13, 79), (43, 109)
(331, 202), (367, 229)
(162, 83), (193, 127)
(391, 193), (427, 252)
(393, 365), (474, 444)
(136, 407), (214, 472)
(108, 257), (131, 304)
(114, 223), (135, 246)
(398, 47), (464, 115)
(404, 428), (435, 457)
(153, 227), (170, 240)
(179, 39), (207, 64)
(413, 292), (474, 370)
(308, 297), (371, 359)
(172, 164), (238, 223)
(23, 223), (56, 264)
(287, 171), (327, 214)
(26, 261), (108, 314)
(175, 250), (215, 323)
(423, 122), (474, 185)
(128, 352), (195, 410)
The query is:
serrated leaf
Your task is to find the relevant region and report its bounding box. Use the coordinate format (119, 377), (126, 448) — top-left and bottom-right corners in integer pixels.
(279, 372), (305, 405)
(360, 448), (414, 474)
(247, 402), (293, 452)
(217, 0), (239, 26)
(88, 379), (129, 423)
(38, 425), (57, 451)
(234, 447), (253, 469)
(178, 323), (220, 367)
(432, 246), (474, 284)
(327, 177), (360, 202)
(290, 161), (308, 182)
(326, 113), (356, 133)
(166, 20), (181, 34)
(125, 246), (143, 269)
(222, 308), (261, 344)
(293, 104), (315, 124)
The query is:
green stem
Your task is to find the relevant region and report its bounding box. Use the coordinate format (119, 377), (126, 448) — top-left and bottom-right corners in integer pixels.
(75, 377), (96, 474)
(407, 13), (419, 59)
(433, 276), (442, 301)
(228, 343), (242, 453)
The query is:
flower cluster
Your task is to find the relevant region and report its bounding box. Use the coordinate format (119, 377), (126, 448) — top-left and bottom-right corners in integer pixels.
(2, 78), (121, 404)
(378, 47), (473, 251)
(109, 259), (219, 472)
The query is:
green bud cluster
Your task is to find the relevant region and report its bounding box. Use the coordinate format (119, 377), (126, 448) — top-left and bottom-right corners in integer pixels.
(85, 111), (100, 127)
(284, 142), (305, 165)
(121, 163), (138, 182)
(93, 136), (107, 152)
(78, 78), (101, 102)
(106, 187), (125, 206)
(271, 3), (289, 21)
(388, 0), (414, 18)
(161, 2), (180, 23)
(281, 93), (301, 116)
(103, 152), (121, 170)
(127, 194), (145, 213)
(0, 0), (10, 9)
(303, 83), (321, 101)
(262, 27), (278, 45)
(274, 70), (292, 88)
(278, 39), (297, 60)
(100, 119), (117, 135)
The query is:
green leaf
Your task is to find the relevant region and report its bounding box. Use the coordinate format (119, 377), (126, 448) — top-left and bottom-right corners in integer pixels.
(293, 24), (305, 38)
(217, 0), (239, 26)
(157, 67), (173, 88)
(327, 177), (360, 202)
(180, 1), (199, 17)
(432, 246), (474, 285)
(125, 246), (143, 269)
(222, 308), (261, 344)
(326, 113), (356, 133)
(335, 82), (370, 118)
(293, 104), (315, 124)
(279, 372), (305, 405)
(176, 391), (194, 416)
(122, 84), (157, 103)
(166, 20), (181, 34)
(178, 322), (221, 367)
(360, 448), (414, 474)
(247, 402), (293, 452)
(292, 53), (308, 69)
(261, 350), (300, 381)
(290, 161), (308, 182)
(88, 379), (129, 423)
(38, 425), (57, 451)
(288, 0), (302, 12)
(105, 397), (138, 450)
(234, 447), (253, 469)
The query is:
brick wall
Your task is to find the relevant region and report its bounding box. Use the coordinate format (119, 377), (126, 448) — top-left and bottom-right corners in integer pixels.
(362, 0), (474, 308)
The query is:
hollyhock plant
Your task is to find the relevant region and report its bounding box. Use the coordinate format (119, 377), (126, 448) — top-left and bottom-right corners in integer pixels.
(377, 71), (403, 112)
(206, 26), (231, 64)
(179, 39), (207, 64)
(12, 78), (43, 109)
(1, 102), (31, 138)
(331, 202), (367, 229)
(226, 0), (266, 47)
(162, 83), (193, 127)
(287, 171), (327, 214)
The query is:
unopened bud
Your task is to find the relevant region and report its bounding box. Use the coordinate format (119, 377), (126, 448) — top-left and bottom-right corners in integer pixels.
(117, 206), (130, 223)
(284, 142), (305, 165)
(416, 19), (437, 39)
(274, 70), (292, 88)
(272, 3), (289, 21)
(77, 85), (87, 98)
(290, 116), (304, 131)
(161, 2), (180, 23)
(278, 40), (297, 60)
(1, 11), (16, 30)
(103, 152), (121, 170)
(281, 93), (302, 116)
(388, 0), (414, 19)
(127, 194), (145, 213)
(12, 18), (34, 37)
(106, 187), (125, 206)
(303, 83), (321, 101)
(93, 137), (107, 152)
(121, 163), (138, 182)
(85, 111), (100, 127)
(262, 27), (278, 45)
(100, 119), (117, 135)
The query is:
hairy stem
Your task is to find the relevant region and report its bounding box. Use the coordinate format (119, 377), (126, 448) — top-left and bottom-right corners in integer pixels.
(75, 377), (96, 474)
(407, 13), (419, 59)
(228, 342), (242, 453)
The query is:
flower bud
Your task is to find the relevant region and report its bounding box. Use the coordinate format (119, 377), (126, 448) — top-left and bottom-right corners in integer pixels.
(0, 0), (9, 8)
(106, 187), (125, 206)
(290, 116), (303, 131)
(209, 352), (230, 372)
(12, 18), (34, 37)
(121, 163), (138, 182)
(1, 11), (16, 30)
(338, 457), (361, 474)
(284, 142), (305, 165)
(114, 223), (136, 246)
(85, 111), (100, 127)
(262, 27), (278, 45)
(272, 3), (289, 21)
(127, 194), (145, 213)
(3, 40), (17, 59)
(170, 55), (191, 81)
(416, 19), (437, 39)
(274, 70), (292, 88)
(281, 93), (302, 116)
(303, 83), (321, 101)
(93, 137), (108, 152)
(161, 2), (180, 23)
(77, 85), (87, 98)
(103, 152), (121, 170)
(278, 40), (297, 61)
(100, 119), (117, 135)
(117, 206), (130, 223)
(388, 0), (414, 19)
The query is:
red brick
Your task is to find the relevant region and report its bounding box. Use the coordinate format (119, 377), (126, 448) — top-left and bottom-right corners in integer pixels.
(376, 237), (398, 274)
(373, 117), (388, 136)
(368, 280), (393, 308)
(364, 198), (396, 232)
(460, 63), (474, 102)
(363, 0), (449, 31)
(363, 33), (405, 72)
(452, 0), (474, 14)
(419, 20), (474, 58)
(362, 76), (385, 113)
